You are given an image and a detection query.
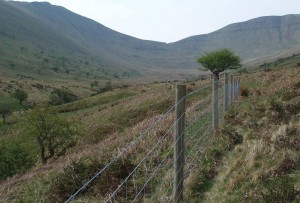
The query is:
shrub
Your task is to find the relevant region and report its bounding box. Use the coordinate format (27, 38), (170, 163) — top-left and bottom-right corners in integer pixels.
(0, 103), (13, 124)
(240, 88), (249, 97)
(49, 89), (77, 105)
(0, 141), (34, 180)
(48, 157), (135, 202)
(12, 89), (28, 104)
(26, 109), (77, 163)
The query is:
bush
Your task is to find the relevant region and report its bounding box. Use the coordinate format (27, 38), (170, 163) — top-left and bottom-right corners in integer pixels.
(0, 103), (13, 124)
(49, 89), (77, 105)
(12, 89), (28, 104)
(240, 88), (249, 97)
(0, 141), (34, 180)
(48, 157), (135, 202)
(26, 109), (77, 163)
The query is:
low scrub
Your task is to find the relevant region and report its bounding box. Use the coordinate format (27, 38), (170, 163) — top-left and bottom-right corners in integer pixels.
(47, 157), (135, 202)
(0, 141), (34, 180)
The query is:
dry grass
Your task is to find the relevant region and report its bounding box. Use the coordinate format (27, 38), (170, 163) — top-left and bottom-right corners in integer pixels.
(0, 76), (212, 202)
(201, 66), (300, 202)
(2, 65), (298, 202)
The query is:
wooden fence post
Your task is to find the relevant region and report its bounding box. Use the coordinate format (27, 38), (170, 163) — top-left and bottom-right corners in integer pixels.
(174, 84), (186, 203)
(237, 78), (240, 97)
(230, 75), (234, 104)
(212, 75), (219, 132)
(224, 73), (229, 111)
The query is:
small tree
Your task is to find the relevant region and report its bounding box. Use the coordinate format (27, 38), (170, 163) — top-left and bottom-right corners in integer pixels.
(197, 49), (241, 78)
(26, 109), (76, 163)
(0, 103), (13, 124)
(197, 49), (241, 132)
(12, 89), (28, 104)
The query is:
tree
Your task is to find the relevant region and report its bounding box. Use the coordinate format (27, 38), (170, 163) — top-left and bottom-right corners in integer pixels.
(197, 49), (241, 132)
(0, 103), (13, 124)
(197, 49), (241, 78)
(12, 89), (28, 104)
(26, 109), (76, 163)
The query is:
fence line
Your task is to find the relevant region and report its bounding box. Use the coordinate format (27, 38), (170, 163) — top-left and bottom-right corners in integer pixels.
(64, 73), (240, 203)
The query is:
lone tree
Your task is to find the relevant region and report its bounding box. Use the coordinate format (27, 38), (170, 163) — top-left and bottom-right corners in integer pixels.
(197, 49), (241, 132)
(26, 109), (77, 163)
(12, 89), (28, 105)
(197, 48), (241, 79)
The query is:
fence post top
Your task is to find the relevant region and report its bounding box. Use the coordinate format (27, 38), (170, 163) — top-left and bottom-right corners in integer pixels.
(176, 84), (187, 92)
(176, 84), (186, 87)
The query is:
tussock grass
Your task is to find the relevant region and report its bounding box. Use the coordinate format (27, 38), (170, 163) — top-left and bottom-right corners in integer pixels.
(189, 66), (300, 202)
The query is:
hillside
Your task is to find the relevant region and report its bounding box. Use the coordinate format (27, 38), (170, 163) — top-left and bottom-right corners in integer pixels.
(0, 58), (299, 202)
(1, 0), (300, 82)
(187, 66), (300, 202)
(172, 14), (300, 66)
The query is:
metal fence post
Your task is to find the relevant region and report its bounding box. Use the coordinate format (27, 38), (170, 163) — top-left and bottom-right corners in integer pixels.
(174, 84), (186, 203)
(224, 73), (229, 111)
(212, 75), (219, 132)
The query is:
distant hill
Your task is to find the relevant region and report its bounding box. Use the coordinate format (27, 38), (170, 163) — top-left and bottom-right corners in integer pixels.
(1, 0), (300, 81)
(171, 14), (300, 66)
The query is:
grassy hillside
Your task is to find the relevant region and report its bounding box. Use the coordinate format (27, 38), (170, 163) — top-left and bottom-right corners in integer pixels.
(0, 58), (299, 202)
(186, 66), (300, 202)
(0, 76), (209, 202)
(0, 1), (300, 201)
(213, 70), (299, 202)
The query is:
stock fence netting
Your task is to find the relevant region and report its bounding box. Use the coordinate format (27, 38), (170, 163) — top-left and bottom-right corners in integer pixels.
(65, 74), (239, 203)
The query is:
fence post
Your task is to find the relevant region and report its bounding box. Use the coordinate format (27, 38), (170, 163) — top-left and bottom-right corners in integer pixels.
(212, 75), (219, 132)
(233, 78), (236, 101)
(230, 76), (234, 104)
(228, 75), (232, 105)
(237, 78), (240, 96)
(235, 78), (238, 100)
(224, 73), (229, 111)
(174, 84), (186, 203)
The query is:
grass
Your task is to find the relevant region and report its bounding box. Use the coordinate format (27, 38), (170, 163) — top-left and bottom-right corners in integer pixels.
(0, 76), (212, 201)
(0, 63), (299, 202)
(187, 65), (300, 202)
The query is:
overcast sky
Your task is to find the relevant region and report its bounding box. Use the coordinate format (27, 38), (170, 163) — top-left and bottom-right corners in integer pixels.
(11, 0), (300, 42)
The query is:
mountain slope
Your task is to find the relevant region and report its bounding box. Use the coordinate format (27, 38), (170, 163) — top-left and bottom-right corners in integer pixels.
(1, 0), (300, 81)
(171, 14), (300, 67)
(0, 0), (155, 81)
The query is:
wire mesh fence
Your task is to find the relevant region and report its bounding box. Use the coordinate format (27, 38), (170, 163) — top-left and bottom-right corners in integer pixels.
(64, 73), (241, 203)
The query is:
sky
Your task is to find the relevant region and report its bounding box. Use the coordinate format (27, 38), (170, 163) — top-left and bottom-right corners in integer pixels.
(11, 0), (300, 43)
